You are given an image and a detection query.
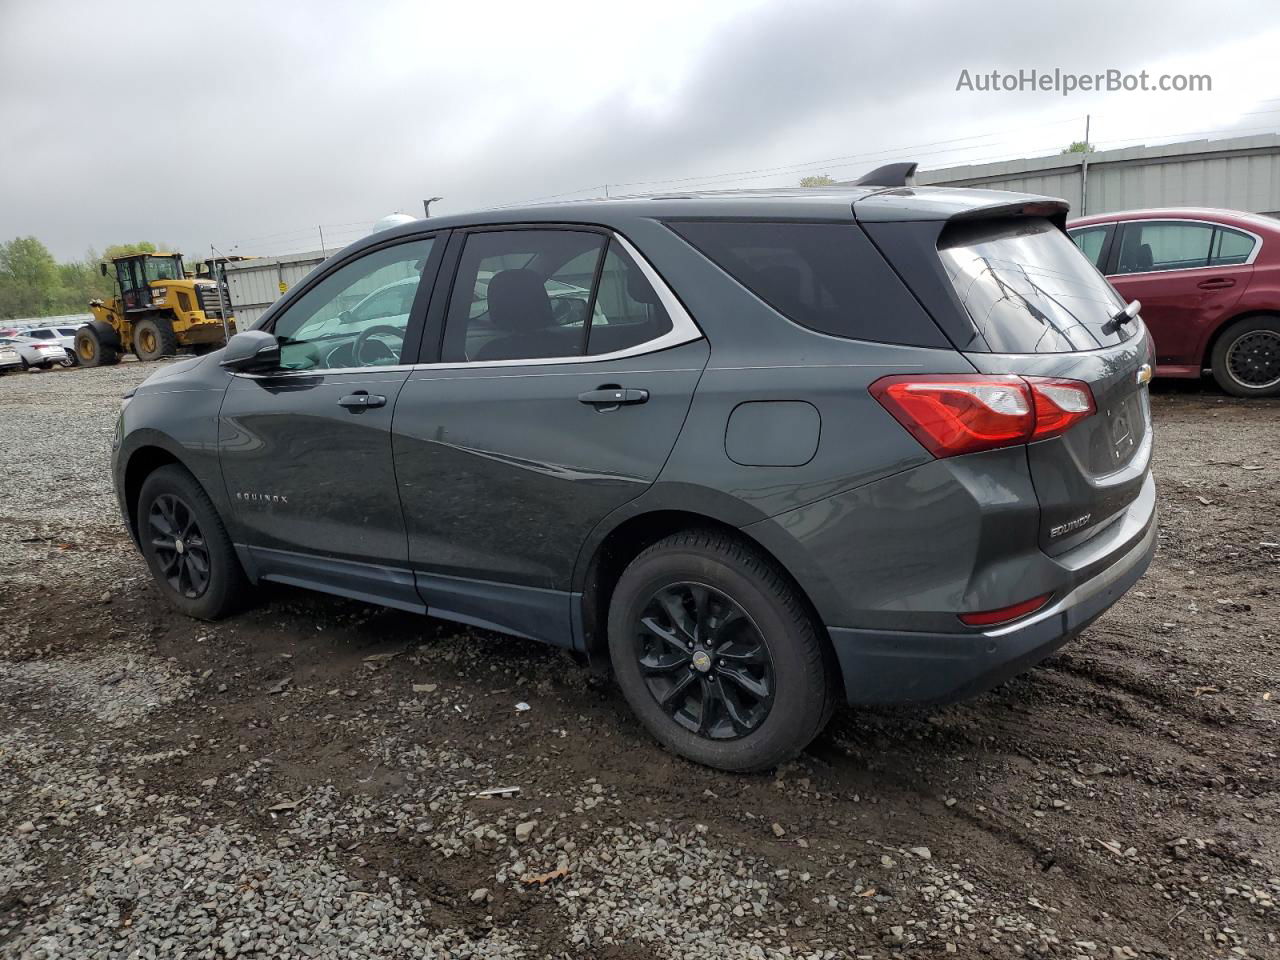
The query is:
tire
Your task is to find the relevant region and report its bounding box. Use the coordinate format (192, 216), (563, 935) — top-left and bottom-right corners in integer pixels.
(1211, 315), (1280, 398)
(133, 316), (177, 361)
(75, 326), (121, 367)
(607, 529), (837, 772)
(137, 464), (250, 620)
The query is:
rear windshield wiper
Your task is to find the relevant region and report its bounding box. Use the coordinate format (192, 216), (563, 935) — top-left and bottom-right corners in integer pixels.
(1102, 300), (1141, 335)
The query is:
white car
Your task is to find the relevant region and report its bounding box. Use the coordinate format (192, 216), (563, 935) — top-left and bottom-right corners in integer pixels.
(0, 342), (21, 374)
(0, 335), (68, 370)
(20, 325), (80, 365)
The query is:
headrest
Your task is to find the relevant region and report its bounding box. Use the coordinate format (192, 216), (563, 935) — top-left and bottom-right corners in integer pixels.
(488, 269), (552, 331)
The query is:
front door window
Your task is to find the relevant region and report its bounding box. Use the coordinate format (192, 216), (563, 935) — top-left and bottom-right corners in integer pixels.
(270, 238), (435, 370)
(1068, 226), (1110, 270)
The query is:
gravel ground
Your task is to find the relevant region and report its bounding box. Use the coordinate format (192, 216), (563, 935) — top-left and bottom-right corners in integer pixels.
(1, 363), (1277, 959)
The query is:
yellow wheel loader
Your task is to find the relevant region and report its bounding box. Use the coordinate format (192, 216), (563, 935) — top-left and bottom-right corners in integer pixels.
(75, 252), (237, 366)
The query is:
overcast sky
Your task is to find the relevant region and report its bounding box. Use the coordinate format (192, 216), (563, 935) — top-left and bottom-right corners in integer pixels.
(2, 0), (1279, 261)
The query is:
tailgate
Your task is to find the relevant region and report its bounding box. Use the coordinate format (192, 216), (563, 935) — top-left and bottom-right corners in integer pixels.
(929, 213), (1155, 555)
(968, 332), (1154, 554)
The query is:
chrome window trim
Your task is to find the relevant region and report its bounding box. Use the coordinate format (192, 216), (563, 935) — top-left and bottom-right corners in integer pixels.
(233, 233), (702, 379)
(1079, 217), (1263, 276)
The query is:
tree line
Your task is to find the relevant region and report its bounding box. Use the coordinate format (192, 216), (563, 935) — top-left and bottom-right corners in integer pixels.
(0, 236), (167, 321)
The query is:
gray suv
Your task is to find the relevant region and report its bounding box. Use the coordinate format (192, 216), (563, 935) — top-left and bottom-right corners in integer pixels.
(113, 183), (1156, 771)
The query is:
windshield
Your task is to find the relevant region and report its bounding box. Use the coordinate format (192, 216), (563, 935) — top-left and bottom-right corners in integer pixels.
(142, 256), (184, 282)
(938, 218), (1130, 354)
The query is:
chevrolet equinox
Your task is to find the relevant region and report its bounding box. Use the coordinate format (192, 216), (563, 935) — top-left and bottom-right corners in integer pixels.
(113, 179), (1157, 771)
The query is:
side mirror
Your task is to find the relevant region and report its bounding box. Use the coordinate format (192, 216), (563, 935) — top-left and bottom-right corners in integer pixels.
(219, 330), (280, 372)
(99, 263), (108, 277)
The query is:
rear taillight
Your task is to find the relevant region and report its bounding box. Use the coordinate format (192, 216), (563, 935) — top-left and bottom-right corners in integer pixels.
(1026, 378), (1095, 439)
(869, 374), (1094, 458)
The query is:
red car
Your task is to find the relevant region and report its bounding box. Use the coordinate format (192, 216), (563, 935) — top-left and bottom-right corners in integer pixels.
(1067, 208), (1280, 397)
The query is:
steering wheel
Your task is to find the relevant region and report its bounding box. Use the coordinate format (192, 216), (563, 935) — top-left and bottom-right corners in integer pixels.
(353, 324), (404, 366)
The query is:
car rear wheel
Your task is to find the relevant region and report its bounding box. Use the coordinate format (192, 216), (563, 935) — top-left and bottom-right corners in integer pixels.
(133, 316), (177, 361)
(607, 530), (836, 772)
(137, 465), (249, 620)
(1211, 316), (1280, 398)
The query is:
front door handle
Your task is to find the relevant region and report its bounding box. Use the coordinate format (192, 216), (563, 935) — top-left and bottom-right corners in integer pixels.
(578, 386), (649, 406)
(1197, 277), (1236, 290)
(339, 392), (387, 410)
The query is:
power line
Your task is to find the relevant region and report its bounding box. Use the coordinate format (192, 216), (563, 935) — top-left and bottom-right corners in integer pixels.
(609, 117), (1087, 190)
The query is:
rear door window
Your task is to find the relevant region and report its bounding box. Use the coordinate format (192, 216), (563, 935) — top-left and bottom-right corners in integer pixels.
(938, 217), (1129, 354)
(667, 220), (945, 347)
(1114, 221), (1213, 274)
(441, 230), (606, 362)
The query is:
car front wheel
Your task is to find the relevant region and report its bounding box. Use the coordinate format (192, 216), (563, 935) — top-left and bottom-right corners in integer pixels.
(137, 465), (249, 619)
(607, 530), (837, 772)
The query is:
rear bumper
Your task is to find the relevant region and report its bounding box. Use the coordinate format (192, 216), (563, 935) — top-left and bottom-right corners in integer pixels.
(829, 509), (1157, 705)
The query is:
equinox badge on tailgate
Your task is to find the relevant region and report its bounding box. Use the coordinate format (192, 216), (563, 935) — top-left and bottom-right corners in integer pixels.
(1050, 513), (1092, 538)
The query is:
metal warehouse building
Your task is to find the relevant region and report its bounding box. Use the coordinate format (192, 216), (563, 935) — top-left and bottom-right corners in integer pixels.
(880, 133), (1280, 219)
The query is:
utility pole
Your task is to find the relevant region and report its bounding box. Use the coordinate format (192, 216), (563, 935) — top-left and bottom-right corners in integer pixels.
(1080, 114), (1091, 216)
(318, 226), (327, 257)
(423, 196), (443, 217)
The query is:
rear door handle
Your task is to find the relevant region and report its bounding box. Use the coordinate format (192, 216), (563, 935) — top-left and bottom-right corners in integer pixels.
(578, 387), (649, 406)
(1197, 278), (1236, 290)
(339, 392), (387, 410)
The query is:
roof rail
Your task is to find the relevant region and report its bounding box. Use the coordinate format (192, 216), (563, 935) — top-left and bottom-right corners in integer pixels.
(852, 162), (918, 188)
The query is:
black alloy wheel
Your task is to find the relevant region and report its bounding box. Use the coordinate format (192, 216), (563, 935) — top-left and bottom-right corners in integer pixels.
(147, 493), (211, 599)
(633, 581), (775, 740)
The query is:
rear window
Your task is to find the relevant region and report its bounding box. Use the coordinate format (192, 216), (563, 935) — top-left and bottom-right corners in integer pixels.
(668, 220), (945, 348)
(938, 218), (1130, 354)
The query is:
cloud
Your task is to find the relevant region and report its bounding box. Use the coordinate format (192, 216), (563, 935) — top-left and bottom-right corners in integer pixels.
(1, 0), (1277, 260)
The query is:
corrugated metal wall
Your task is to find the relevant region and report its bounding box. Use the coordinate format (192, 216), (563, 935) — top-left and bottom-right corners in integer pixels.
(223, 252), (327, 327)
(908, 134), (1280, 219)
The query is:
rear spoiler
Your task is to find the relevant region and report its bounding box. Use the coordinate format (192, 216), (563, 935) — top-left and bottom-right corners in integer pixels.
(949, 199), (1070, 232)
(854, 181), (1070, 232)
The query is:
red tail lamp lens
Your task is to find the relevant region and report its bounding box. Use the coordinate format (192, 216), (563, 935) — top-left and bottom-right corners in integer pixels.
(958, 593), (1052, 627)
(1026, 377), (1095, 439)
(870, 374), (1094, 458)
